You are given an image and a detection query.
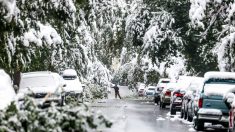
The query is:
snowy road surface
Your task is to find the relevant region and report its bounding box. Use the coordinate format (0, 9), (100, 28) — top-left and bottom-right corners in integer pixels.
(91, 86), (227, 132)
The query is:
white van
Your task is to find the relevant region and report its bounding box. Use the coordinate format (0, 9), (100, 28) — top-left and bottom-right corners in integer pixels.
(62, 69), (83, 99)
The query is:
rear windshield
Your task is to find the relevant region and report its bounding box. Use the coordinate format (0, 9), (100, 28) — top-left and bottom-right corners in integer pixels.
(205, 78), (235, 84)
(148, 88), (155, 90)
(161, 80), (170, 83)
(63, 76), (77, 80)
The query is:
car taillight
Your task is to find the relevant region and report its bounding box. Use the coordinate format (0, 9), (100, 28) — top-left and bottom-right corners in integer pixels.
(175, 93), (183, 97)
(198, 98), (203, 108)
(165, 91), (171, 96)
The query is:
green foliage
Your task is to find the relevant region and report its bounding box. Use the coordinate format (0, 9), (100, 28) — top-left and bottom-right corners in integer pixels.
(145, 69), (160, 85)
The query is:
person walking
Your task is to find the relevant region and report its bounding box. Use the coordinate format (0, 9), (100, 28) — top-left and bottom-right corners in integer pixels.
(112, 84), (122, 99)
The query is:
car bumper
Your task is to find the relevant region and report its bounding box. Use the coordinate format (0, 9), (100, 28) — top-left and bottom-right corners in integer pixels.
(162, 97), (171, 104)
(196, 114), (229, 127)
(171, 103), (182, 111)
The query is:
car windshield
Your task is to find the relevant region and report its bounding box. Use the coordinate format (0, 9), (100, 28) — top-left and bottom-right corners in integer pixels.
(20, 76), (55, 89)
(63, 76), (77, 80)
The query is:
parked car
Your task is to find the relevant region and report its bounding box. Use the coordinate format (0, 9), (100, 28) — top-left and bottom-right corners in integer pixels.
(181, 77), (204, 121)
(145, 86), (156, 98)
(157, 78), (170, 88)
(170, 87), (185, 115)
(155, 78), (170, 104)
(62, 69), (83, 101)
(138, 88), (145, 96)
(193, 72), (235, 131)
(0, 69), (16, 110)
(138, 83), (146, 96)
(18, 71), (66, 107)
(159, 83), (176, 108)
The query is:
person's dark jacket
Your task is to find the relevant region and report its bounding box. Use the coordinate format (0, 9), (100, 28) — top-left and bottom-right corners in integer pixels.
(112, 85), (119, 92)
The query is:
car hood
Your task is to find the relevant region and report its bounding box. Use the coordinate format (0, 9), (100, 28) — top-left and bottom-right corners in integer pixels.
(0, 91), (15, 110)
(64, 80), (83, 93)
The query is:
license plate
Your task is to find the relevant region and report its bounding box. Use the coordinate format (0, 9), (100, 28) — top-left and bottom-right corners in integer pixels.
(175, 98), (182, 102)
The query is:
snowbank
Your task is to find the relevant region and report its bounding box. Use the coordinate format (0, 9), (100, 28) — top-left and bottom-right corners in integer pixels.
(0, 69), (16, 110)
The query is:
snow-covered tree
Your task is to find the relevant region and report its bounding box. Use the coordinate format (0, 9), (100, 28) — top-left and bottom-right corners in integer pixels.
(189, 0), (235, 72)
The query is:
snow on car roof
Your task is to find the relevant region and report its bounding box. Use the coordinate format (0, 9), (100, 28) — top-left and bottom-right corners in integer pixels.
(63, 69), (77, 76)
(22, 71), (57, 77)
(204, 71), (235, 82)
(204, 84), (235, 96)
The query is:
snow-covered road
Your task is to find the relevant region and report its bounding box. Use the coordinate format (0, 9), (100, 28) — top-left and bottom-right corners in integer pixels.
(90, 86), (227, 132)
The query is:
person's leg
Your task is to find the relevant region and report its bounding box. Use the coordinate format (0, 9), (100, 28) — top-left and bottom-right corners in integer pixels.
(117, 92), (122, 99)
(115, 92), (117, 99)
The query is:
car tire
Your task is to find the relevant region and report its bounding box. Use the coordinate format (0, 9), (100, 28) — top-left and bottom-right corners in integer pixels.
(159, 101), (162, 108)
(187, 112), (193, 122)
(228, 126), (235, 132)
(184, 109), (187, 120)
(228, 120), (235, 132)
(194, 118), (204, 131)
(60, 95), (65, 106)
(170, 109), (176, 115)
(162, 103), (166, 108)
(180, 109), (184, 118)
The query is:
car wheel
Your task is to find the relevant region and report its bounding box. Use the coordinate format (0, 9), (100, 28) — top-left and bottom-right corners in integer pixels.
(159, 101), (162, 108)
(228, 119), (235, 132)
(228, 126), (235, 132)
(184, 109), (188, 120)
(162, 103), (166, 108)
(194, 118), (204, 131)
(180, 109), (184, 118)
(60, 95), (65, 106)
(170, 109), (176, 115)
(187, 111), (193, 122)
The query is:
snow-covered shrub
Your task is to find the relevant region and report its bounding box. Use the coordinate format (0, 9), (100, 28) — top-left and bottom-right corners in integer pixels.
(83, 83), (108, 101)
(0, 97), (112, 132)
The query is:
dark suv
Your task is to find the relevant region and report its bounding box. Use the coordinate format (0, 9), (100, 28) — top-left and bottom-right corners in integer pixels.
(170, 89), (185, 115)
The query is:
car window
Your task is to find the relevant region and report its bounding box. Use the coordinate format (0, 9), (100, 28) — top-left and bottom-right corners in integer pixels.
(63, 75), (77, 80)
(20, 76), (55, 89)
(148, 88), (155, 90)
(161, 80), (170, 83)
(206, 78), (235, 84)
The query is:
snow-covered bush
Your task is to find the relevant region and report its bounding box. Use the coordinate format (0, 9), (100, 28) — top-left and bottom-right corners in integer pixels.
(83, 83), (108, 101)
(0, 97), (112, 131)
